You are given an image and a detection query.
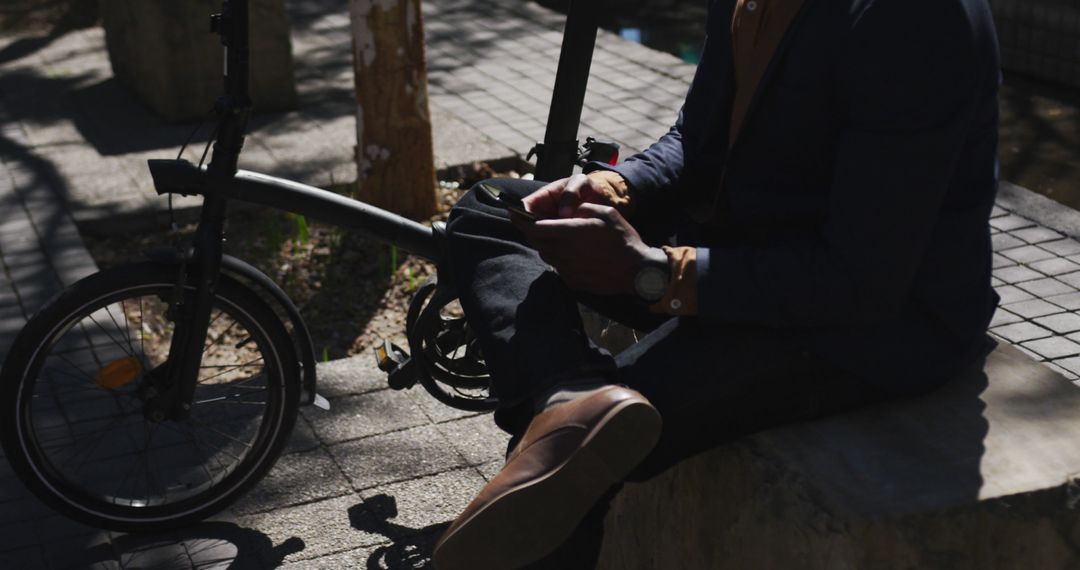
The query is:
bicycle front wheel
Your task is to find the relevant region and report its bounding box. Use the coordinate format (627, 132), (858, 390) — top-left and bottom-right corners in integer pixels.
(0, 262), (300, 531)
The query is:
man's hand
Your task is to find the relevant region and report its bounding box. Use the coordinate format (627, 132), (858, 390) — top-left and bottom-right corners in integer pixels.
(514, 202), (652, 295)
(520, 172), (630, 220)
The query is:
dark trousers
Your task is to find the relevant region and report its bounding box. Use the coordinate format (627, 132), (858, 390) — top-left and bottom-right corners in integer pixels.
(445, 178), (892, 566)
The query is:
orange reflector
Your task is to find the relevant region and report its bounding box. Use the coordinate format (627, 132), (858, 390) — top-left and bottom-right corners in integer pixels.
(95, 357), (143, 390)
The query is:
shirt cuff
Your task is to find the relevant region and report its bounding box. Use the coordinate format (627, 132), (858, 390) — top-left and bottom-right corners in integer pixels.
(649, 246), (698, 316)
(585, 170), (634, 217)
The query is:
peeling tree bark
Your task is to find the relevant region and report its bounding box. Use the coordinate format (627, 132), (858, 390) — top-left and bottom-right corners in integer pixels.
(349, 0), (438, 221)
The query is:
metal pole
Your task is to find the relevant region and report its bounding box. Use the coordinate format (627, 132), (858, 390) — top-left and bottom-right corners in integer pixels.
(534, 0), (601, 182)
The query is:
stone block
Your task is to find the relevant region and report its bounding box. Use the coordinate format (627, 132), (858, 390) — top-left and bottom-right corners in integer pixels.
(598, 343), (1080, 569)
(300, 389), (429, 445)
(99, 0), (297, 122)
(231, 447), (352, 515)
(329, 424), (467, 490)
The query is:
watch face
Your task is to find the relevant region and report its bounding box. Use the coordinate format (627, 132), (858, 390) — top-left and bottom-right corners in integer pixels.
(635, 266), (669, 302)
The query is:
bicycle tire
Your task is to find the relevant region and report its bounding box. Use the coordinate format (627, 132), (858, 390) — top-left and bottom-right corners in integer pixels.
(0, 261), (300, 532)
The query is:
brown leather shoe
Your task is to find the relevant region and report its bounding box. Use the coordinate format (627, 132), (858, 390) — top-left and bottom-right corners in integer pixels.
(433, 386), (661, 570)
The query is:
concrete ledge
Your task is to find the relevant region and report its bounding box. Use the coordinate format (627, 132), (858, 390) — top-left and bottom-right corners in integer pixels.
(598, 342), (1080, 569)
(997, 181), (1080, 239)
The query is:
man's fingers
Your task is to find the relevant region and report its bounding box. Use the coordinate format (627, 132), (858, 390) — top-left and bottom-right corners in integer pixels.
(521, 178), (569, 218)
(571, 201), (618, 223)
(528, 217), (606, 240)
(557, 174), (593, 217)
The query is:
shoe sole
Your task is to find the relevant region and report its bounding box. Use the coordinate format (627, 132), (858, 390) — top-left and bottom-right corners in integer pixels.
(434, 399), (662, 570)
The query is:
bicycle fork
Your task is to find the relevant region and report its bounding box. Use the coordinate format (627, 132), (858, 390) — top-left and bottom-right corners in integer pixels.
(143, 196), (230, 422)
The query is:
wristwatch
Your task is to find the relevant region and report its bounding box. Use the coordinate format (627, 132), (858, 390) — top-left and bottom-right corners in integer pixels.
(634, 248), (671, 303)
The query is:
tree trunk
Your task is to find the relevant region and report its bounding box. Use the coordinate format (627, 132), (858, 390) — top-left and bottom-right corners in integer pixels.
(349, 0), (438, 221)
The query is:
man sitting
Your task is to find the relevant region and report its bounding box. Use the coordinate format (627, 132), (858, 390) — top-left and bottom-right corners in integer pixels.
(434, 0), (1001, 567)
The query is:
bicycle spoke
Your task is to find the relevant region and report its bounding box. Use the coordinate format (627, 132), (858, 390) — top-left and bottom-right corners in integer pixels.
(57, 416), (131, 476)
(85, 312), (136, 360)
(108, 299), (137, 359)
(202, 318), (240, 359)
(50, 353), (99, 385)
(197, 357), (264, 384)
(195, 397), (268, 406)
(187, 419), (255, 450)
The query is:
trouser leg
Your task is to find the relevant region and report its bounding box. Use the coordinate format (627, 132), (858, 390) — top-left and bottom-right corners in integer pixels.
(445, 178), (621, 431)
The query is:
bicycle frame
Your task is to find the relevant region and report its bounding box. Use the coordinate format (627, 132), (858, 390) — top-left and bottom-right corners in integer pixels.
(151, 0), (604, 417)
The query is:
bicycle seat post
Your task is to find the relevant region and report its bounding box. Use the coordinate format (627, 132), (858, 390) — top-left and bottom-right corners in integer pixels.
(533, 0), (601, 182)
(208, 0), (252, 178)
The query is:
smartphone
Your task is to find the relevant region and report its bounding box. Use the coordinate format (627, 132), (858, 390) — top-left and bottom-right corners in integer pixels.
(478, 183), (537, 221)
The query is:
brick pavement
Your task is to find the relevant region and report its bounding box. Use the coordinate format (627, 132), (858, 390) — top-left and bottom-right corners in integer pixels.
(2, 0), (1080, 568)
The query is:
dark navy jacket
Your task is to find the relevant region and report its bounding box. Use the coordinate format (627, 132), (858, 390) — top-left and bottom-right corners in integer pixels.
(593, 0), (1001, 392)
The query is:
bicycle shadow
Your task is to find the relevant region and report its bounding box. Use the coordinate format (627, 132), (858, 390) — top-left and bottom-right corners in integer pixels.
(74, 521), (304, 569)
(348, 494), (450, 570)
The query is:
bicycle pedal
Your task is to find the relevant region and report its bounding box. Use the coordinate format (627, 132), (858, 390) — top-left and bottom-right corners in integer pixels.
(374, 339), (419, 390)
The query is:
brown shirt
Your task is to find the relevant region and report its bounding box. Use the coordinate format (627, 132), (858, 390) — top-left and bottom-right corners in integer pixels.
(643, 0), (805, 315)
(729, 0), (807, 147)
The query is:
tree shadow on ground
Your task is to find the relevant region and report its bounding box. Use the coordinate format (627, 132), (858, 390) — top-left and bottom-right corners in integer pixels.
(348, 494), (450, 570)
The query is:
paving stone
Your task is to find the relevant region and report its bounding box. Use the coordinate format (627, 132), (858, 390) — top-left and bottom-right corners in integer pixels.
(1055, 271), (1080, 290)
(284, 414), (321, 454)
(477, 460), (503, 482)
(181, 535), (242, 570)
(994, 285), (1034, 305)
(992, 265), (1044, 284)
(0, 546), (46, 569)
(311, 356), (388, 399)
(989, 214), (1034, 231)
(1043, 361), (1079, 381)
(118, 541), (193, 570)
(1011, 341), (1047, 362)
(1012, 226), (1066, 244)
(991, 233), (1026, 251)
(435, 413), (508, 466)
(300, 390), (429, 445)
(1028, 257), (1080, 276)
(1002, 298), (1066, 319)
(989, 308), (1023, 328)
(1041, 238), (1080, 256)
(1051, 356), (1080, 377)
(238, 493), (386, 564)
(991, 253), (1014, 269)
(329, 424), (467, 491)
(409, 386), (483, 424)
(1048, 291), (1080, 311)
(990, 321), (1054, 343)
(33, 511), (102, 543)
(1017, 277), (1074, 297)
(232, 447), (352, 516)
(0, 517), (42, 555)
(1034, 313), (1080, 334)
(1021, 336), (1080, 359)
(42, 532), (116, 570)
(357, 468), (486, 540)
(279, 543), (386, 569)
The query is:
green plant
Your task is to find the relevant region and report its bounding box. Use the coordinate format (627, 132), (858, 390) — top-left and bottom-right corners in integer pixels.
(322, 347), (330, 363)
(291, 214), (310, 247)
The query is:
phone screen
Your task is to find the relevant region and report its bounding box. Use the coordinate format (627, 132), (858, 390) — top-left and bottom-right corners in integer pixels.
(478, 183), (537, 221)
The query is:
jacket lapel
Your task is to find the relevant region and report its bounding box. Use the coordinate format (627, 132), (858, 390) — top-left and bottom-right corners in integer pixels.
(727, 0), (816, 149)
